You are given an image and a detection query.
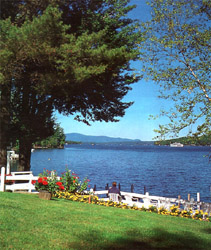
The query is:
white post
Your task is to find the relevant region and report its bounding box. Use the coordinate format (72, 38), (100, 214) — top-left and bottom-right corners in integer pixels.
(197, 192), (200, 202)
(197, 192), (200, 211)
(0, 167), (6, 192)
(6, 151), (11, 174)
(28, 173), (33, 193)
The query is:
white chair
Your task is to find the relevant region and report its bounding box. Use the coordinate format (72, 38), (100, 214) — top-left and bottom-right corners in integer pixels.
(109, 193), (120, 202)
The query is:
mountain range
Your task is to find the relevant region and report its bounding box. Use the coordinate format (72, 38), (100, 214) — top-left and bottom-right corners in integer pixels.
(65, 133), (141, 143)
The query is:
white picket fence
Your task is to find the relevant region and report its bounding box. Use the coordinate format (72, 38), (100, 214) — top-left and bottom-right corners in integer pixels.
(0, 167), (38, 193)
(1, 167), (211, 215)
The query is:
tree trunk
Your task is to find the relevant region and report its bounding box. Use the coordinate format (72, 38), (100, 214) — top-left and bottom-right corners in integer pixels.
(18, 139), (32, 171)
(0, 85), (10, 168)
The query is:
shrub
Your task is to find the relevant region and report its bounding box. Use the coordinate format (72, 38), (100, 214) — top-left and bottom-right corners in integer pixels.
(34, 168), (90, 195)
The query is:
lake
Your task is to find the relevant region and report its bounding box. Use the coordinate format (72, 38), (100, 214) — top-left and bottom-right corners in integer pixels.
(29, 144), (211, 202)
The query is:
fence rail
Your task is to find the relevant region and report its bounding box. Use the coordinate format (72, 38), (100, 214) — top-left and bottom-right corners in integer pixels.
(0, 167), (38, 193)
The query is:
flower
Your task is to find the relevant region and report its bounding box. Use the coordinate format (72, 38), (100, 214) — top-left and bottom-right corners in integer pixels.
(38, 177), (43, 183)
(56, 182), (62, 186)
(35, 168), (90, 195)
(59, 186), (65, 190)
(35, 169), (59, 194)
(31, 180), (36, 184)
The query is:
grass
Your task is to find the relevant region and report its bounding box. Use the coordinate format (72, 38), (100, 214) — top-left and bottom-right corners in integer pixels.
(0, 192), (211, 249)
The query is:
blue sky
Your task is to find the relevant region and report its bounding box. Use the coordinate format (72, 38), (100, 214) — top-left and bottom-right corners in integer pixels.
(56, 0), (172, 141)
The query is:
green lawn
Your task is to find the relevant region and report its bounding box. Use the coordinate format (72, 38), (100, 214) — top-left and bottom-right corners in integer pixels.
(0, 192), (211, 249)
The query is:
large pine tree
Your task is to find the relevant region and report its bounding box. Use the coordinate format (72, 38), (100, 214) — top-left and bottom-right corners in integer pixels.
(0, 0), (141, 170)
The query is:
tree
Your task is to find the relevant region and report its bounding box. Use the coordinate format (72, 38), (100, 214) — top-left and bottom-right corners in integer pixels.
(0, 0), (141, 170)
(139, 0), (211, 139)
(33, 123), (66, 149)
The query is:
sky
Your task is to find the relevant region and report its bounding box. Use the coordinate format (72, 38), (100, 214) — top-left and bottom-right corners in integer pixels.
(56, 0), (172, 141)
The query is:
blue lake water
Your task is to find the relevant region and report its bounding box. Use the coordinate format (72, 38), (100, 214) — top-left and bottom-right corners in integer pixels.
(29, 144), (211, 202)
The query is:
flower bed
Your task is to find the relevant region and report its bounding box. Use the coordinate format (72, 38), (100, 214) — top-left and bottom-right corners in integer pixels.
(55, 191), (211, 222)
(33, 168), (90, 195)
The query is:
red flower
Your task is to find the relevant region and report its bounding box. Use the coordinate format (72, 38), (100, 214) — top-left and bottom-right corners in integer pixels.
(59, 186), (65, 190)
(73, 180), (76, 183)
(56, 182), (62, 186)
(31, 180), (36, 184)
(42, 181), (48, 185)
(38, 177), (43, 183)
(43, 177), (48, 180)
(60, 177), (62, 180)
(73, 177), (76, 179)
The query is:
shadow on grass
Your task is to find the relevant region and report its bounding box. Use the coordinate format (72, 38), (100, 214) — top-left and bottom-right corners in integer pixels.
(71, 227), (211, 250)
(202, 227), (211, 234)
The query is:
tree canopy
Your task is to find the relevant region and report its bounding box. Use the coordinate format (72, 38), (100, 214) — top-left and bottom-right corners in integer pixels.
(0, 0), (141, 170)
(139, 0), (211, 139)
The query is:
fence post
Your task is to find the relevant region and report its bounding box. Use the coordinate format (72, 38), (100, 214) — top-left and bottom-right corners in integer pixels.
(93, 185), (96, 192)
(178, 195), (181, 208)
(118, 183), (121, 191)
(197, 193), (200, 202)
(0, 167), (6, 192)
(28, 173), (33, 193)
(6, 151), (11, 175)
(197, 192), (200, 210)
(131, 184), (134, 193)
(105, 183), (109, 198)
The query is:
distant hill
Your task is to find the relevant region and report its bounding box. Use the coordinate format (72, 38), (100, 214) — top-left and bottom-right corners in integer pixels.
(65, 133), (142, 143)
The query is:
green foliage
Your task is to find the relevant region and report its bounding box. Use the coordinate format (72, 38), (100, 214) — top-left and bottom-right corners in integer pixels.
(155, 133), (211, 146)
(35, 168), (90, 194)
(35, 169), (60, 194)
(33, 123), (65, 148)
(65, 140), (81, 144)
(1, 1), (141, 170)
(60, 169), (90, 194)
(140, 0), (211, 139)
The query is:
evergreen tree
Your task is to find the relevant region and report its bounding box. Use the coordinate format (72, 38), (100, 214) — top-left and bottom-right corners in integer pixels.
(0, 1), (141, 170)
